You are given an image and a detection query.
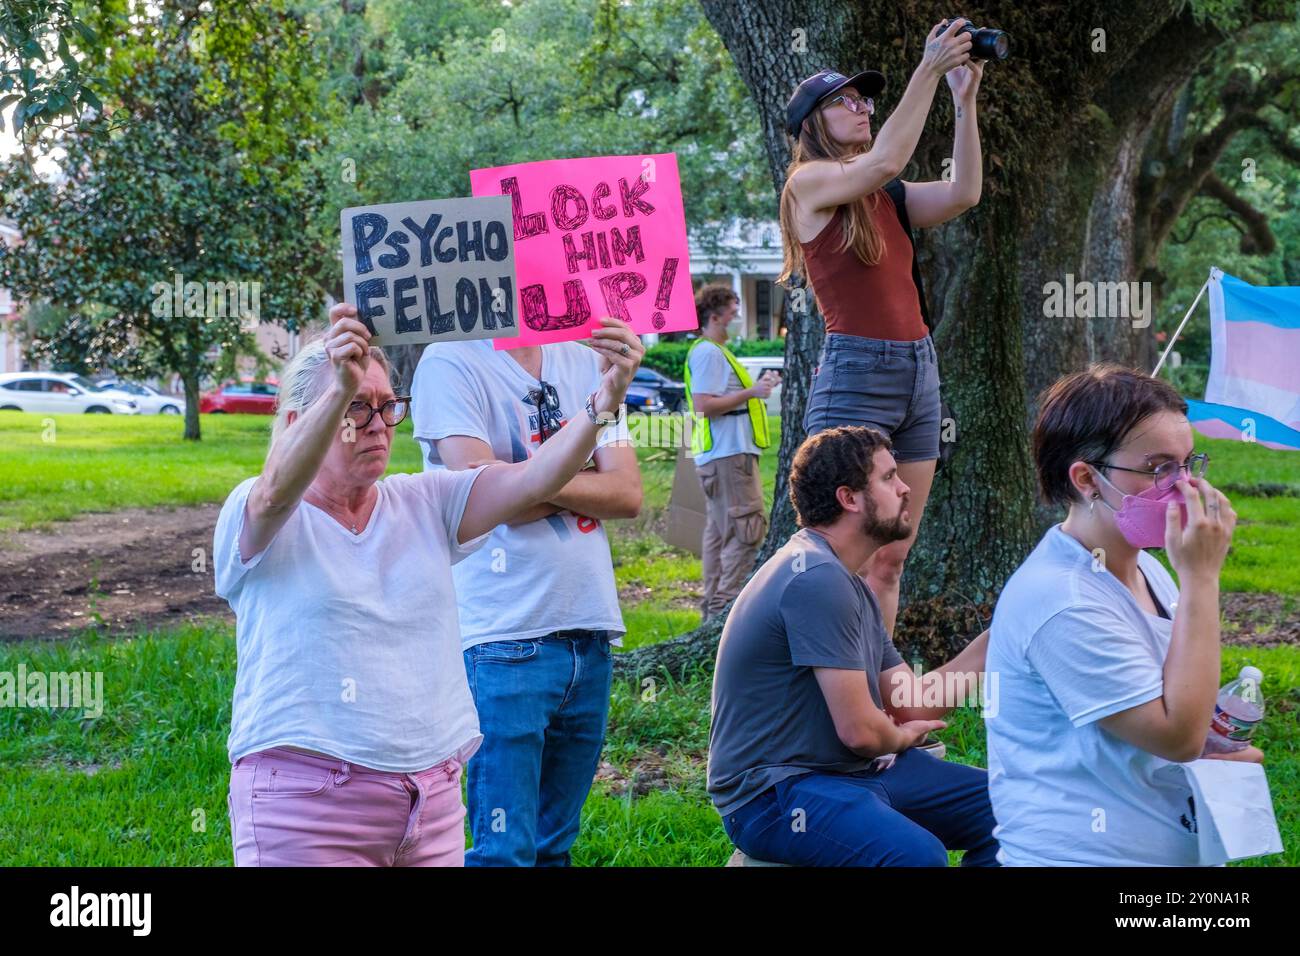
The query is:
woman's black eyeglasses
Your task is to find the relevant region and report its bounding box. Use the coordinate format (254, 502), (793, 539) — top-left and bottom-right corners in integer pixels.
(529, 381), (561, 443)
(1089, 453), (1210, 492)
(344, 396), (410, 429)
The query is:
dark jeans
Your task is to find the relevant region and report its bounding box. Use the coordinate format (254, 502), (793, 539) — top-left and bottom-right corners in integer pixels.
(722, 748), (1000, 866)
(463, 629), (613, 867)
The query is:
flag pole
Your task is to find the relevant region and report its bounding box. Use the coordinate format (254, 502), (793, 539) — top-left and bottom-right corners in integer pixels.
(1152, 277), (1210, 377)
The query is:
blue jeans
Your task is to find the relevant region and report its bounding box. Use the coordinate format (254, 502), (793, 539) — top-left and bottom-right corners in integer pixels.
(721, 748), (1000, 866)
(463, 630), (613, 866)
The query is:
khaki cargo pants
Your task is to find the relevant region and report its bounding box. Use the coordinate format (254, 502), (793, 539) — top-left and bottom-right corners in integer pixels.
(696, 452), (766, 619)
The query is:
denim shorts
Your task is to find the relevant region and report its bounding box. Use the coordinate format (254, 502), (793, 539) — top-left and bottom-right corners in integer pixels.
(802, 333), (941, 462)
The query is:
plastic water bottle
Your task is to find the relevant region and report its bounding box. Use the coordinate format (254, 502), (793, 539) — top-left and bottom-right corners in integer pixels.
(1201, 666), (1265, 755)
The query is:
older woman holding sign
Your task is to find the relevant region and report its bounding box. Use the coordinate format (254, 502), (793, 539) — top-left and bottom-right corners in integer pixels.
(214, 302), (643, 867)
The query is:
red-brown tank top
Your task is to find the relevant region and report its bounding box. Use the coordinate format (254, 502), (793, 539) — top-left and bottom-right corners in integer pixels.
(799, 191), (927, 342)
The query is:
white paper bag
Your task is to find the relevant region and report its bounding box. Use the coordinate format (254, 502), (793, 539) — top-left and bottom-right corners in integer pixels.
(1181, 759), (1283, 865)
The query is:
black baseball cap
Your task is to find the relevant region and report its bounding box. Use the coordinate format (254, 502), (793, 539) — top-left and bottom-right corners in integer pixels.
(785, 69), (886, 137)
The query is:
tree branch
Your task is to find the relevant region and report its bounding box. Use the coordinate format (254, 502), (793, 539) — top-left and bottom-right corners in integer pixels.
(1241, 113), (1300, 164)
(1198, 170), (1276, 253)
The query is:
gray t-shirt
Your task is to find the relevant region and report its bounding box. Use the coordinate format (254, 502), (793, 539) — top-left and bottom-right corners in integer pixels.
(707, 527), (904, 817)
(687, 340), (760, 466)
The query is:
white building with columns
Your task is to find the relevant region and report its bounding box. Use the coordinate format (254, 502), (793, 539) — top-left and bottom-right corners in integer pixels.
(683, 219), (787, 342)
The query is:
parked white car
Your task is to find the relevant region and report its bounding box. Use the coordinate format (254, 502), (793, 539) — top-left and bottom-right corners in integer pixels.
(0, 372), (140, 414)
(736, 355), (784, 416)
(93, 379), (185, 415)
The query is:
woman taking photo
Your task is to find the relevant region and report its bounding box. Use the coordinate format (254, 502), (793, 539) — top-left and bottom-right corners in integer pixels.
(986, 365), (1256, 866)
(214, 303), (643, 866)
(778, 18), (984, 635)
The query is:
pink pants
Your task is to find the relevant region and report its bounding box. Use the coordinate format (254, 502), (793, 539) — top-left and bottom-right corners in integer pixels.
(228, 747), (466, 866)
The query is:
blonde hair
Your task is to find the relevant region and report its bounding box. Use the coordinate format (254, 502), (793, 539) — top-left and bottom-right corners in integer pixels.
(777, 106), (886, 294)
(269, 339), (392, 451)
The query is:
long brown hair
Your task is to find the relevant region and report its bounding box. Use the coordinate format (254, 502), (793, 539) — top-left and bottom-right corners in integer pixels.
(777, 107), (886, 291)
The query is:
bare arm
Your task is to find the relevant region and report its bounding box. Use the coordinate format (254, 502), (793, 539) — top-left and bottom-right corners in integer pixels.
(549, 443), (642, 519)
(881, 629), (988, 723)
(789, 20), (971, 213)
(239, 306), (368, 561)
(437, 435), (642, 523)
(900, 61), (984, 228)
(1099, 479), (1237, 762)
(432, 434), (563, 526)
(692, 372), (776, 417)
(814, 667), (946, 758)
(455, 317), (644, 544)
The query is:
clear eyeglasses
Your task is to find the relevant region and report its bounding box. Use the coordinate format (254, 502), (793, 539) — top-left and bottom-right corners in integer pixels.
(1090, 453), (1210, 492)
(825, 92), (874, 116)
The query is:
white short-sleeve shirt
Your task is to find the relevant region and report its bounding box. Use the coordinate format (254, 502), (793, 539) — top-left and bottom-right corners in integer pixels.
(985, 525), (1199, 866)
(213, 467), (489, 773)
(410, 339), (627, 648)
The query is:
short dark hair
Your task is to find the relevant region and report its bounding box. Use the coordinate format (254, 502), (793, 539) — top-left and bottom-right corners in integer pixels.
(789, 426), (893, 527)
(695, 282), (737, 325)
(1033, 363), (1189, 507)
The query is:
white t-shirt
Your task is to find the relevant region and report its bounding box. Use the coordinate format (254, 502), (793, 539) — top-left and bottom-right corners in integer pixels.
(687, 340), (760, 466)
(410, 338), (627, 648)
(213, 468), (489, 773)
(985, 525), (1200, 866)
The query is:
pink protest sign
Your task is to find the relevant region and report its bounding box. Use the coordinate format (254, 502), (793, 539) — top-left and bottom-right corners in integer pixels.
(470, 152), (697, 348)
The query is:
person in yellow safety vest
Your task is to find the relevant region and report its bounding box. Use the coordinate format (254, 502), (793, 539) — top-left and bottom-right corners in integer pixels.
(684, 283), (780, 619)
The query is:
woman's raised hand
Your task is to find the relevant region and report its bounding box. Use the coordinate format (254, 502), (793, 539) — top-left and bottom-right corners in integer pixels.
(586, 316), (645, 415)
(1165, 477), (1237, 581)
(324, 303), (373, 396)
(922, 18), (973, 79)
(945, 58), (984, 102)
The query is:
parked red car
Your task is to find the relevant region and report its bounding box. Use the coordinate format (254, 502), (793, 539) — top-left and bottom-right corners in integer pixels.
(199, 379), (280, 415)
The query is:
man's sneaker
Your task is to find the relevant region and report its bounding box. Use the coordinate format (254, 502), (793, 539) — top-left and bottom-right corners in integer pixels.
(916, 735), (947, 760)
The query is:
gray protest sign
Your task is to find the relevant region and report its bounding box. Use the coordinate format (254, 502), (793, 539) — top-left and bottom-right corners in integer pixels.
(340, 196), (517, 347)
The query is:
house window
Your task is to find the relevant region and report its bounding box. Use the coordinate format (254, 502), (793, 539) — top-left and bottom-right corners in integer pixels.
(755, 279), (772, 339)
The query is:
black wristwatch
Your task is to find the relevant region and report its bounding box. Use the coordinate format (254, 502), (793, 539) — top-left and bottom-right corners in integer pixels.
(585, 390), (622, 427)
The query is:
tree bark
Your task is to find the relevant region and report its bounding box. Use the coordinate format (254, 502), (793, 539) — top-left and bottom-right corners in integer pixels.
(182, 370), (201, 442)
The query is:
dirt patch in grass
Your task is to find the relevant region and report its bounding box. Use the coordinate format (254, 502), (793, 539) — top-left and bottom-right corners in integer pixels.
(0, 504), (230, 641)
(0, 503), (1292, 650)
(617, 582), (701, 613)
(1222, 592), (1300, 647)
(594, 750), (707, 797)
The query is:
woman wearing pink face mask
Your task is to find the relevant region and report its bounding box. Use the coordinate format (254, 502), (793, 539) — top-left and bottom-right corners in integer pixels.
(984, 364), (1257, 867)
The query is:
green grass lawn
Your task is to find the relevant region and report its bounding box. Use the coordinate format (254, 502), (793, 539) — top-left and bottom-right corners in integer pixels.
(0, 410), (1296, 865)
(2, 623), (1294, 865)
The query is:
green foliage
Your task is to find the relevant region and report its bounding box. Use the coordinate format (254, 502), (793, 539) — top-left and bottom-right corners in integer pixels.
(0, 0), (330, 440)
(311, 0), (772, 294)
(1156, 19), (1300, 387)
(0, 0), (102, 138)
(641, 335), (785, 378)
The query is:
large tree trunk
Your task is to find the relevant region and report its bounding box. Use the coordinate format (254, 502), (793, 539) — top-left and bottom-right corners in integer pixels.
(181, 370), (202, 441)
(616, 1), (1279, 682)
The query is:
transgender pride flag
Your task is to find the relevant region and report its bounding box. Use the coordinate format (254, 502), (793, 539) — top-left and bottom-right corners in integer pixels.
(1184, 268), (1300, 451)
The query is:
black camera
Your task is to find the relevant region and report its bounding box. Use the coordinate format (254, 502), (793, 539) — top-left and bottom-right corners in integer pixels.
(943, 18), (1010, 61)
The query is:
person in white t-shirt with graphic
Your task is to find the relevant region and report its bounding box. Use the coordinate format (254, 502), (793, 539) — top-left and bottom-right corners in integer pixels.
(987, 364), (1259, 866)
(213, 303), (643, 867)
(411, 330), (643, 867)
